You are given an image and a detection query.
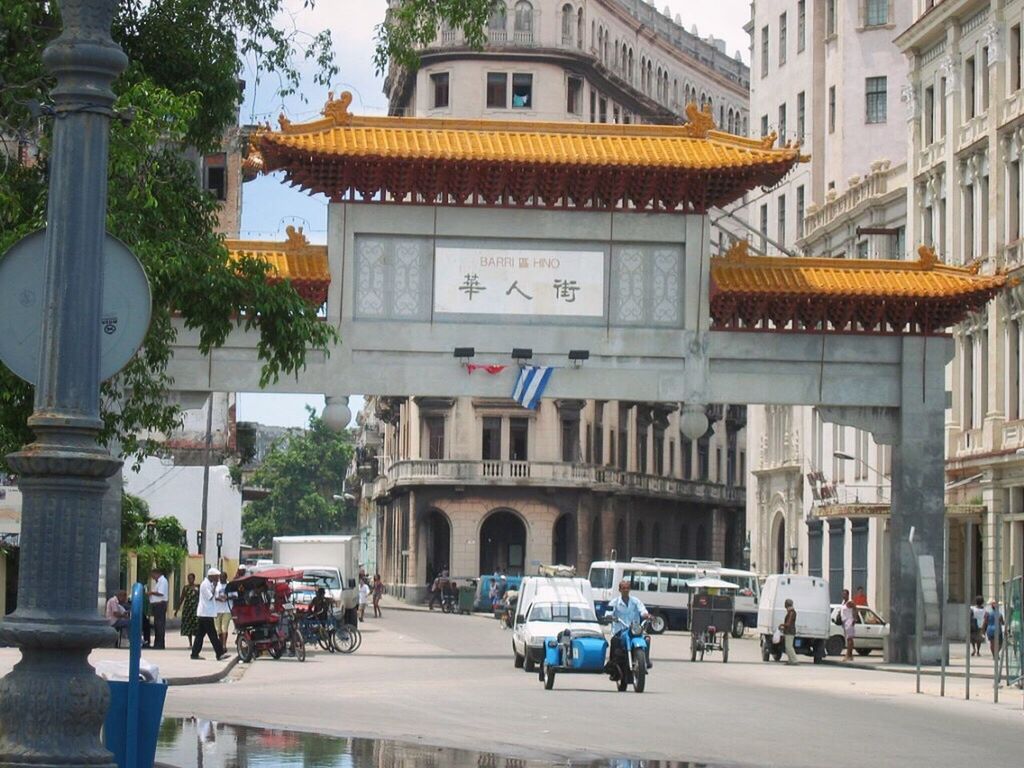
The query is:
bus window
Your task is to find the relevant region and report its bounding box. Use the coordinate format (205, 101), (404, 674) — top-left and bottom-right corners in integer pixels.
(589, 567), (614, 589)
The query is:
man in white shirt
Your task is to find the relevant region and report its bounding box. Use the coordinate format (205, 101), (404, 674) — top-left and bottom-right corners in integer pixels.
(192, 568), (228, 660)
(147, 569), (169, 650)
(215, 572), (232, 651)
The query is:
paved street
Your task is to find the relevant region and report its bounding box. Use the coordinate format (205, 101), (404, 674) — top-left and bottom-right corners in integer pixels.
(164, 605), (1022, 768)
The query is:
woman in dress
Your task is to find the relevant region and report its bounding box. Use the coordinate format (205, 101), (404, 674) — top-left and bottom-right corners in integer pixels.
(371, 574), (384, 618)
(175, 572), (200, 645)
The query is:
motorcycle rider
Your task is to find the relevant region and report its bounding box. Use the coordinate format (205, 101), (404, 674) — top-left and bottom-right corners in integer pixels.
(606, 578), (653, 669)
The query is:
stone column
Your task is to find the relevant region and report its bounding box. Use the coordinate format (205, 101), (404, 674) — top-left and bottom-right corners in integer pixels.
(575, 495), (592, 572)
(888, 336), (951, 664)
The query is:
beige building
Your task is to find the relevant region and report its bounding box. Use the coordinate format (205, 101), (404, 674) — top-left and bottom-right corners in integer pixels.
(744, 0), (913, 608)
(899, 0), (1024, 601)
(355, 0), (752, 598)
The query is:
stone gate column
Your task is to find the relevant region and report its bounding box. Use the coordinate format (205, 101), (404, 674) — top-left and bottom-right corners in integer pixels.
(889, 336), (950, 664)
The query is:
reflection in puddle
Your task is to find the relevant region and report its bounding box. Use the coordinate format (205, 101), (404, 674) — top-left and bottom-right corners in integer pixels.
(156, 718), (725, 768)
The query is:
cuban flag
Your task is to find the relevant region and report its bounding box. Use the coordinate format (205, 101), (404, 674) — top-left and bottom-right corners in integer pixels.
(511, 366), (554, 410)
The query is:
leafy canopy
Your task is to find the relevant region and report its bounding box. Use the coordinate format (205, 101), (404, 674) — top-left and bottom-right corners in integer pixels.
(374, 0), (497, 74)
(243, 410), (354, 549)
(121, 492), (188, 575)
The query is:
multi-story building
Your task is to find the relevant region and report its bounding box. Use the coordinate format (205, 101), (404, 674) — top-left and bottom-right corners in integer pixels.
(744, 0), (912, 608)
(356, 0), (753, 599)
(898, 0), (1024, 601)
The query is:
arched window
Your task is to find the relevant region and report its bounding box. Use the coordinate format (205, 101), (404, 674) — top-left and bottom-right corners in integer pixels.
(628, 49), (634, 83)
(621, 43), (627, 75)
(488, 3), (507, 41)
(646, 61), (653, 96)
(656, 67), (663, 101)
(514, 0), (533, 42)
(577, 8), (584, 49)
(561, 4), (574, 45)
(719, 105), (724, 127)
(673, 78), (678, 106)
(700, 91), (707, 109)
(591, 20), (595, 50)
(634, 520), (646, 556)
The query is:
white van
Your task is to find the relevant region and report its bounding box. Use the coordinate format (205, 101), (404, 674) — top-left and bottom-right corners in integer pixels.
(756, 575), (831, 663)
(512, 576), (596, 671)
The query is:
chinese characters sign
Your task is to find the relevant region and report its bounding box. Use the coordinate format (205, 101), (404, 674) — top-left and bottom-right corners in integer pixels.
(434, 247), (604, 317)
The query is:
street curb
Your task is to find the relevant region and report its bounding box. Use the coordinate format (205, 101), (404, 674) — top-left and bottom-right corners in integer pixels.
(821, 658), (997, 681)
(165, 654), (240, 686)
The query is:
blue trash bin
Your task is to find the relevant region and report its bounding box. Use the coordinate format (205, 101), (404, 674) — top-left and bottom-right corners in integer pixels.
(104, 679), (168, 768)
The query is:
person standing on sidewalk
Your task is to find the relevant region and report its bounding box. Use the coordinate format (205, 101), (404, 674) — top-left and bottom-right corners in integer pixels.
(841, 599), (857, 661)
(982, 598), (1005, 661)
(175, 573), (200, 646)
(215, 572), (232, 651)
(358, 577), (371, 621)
(192, 568), (228, 661)
(147, 568), (169, 650)
(970, 595), (986, 657)
(781, 599), (798, 665)
(371, 574), (384, 618)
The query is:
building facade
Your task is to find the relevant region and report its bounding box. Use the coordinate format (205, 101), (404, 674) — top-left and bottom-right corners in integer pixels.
(744, 0), (912, 609)
(357, 0), (753, 598)
(899, 0), (1024, 601)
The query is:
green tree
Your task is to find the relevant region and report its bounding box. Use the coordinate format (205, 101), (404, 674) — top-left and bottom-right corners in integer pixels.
(243, 411), (353, 548)
(120, 492), (188, 575)
(374, 0), (496, 74)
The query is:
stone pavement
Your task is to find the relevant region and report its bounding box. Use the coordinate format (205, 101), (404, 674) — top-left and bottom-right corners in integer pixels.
(0, 624), (237, 686)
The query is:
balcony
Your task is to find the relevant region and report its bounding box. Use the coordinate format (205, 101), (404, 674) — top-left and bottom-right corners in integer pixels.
(373, 459), (745, 506)
(954, 427), (984, 456)
(958, 112), (988, 152)
(512, 29), (534, 45)
(1002, 419), (1024, 450)
(801, 161), (905, 242)
(1000, 88), (1024, 127)
(916, 139), (945, 175)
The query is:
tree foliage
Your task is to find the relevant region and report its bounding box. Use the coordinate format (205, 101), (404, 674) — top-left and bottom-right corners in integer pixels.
(0, 0), (339, 465)
(242, 410), (353, 548)
(374, 0), (496, 74)
(121, 492), (188, 575)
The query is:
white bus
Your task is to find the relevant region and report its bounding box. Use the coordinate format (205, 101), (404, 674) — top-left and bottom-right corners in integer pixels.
(588, 558), (760, 637)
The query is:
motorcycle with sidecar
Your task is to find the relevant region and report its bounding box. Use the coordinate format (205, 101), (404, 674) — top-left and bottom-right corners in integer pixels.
(539, 617), (651, 693)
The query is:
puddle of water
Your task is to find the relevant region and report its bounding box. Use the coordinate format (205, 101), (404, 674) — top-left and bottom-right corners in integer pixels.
(156, 718), (724, 768)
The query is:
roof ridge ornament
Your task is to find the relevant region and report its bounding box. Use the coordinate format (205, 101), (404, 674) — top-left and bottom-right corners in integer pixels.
(680, 102), (715, 138)
(917, 244), (938, 270)
(723, 239), (751, 261)
(323, 91), (354, 125)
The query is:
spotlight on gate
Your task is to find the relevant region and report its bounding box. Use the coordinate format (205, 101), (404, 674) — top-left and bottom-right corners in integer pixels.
(453, 347), (475, 360)
(568, 349), (589, 368)
(511, 347), (533, 362)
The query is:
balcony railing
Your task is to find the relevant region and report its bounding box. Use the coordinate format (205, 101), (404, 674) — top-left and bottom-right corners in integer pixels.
(374, 459), (744, 504)
(512, 29), (534, 45)
(801, 160), (904, 241)
(954, 427), (984, 456)
(488, 29), (507, 44)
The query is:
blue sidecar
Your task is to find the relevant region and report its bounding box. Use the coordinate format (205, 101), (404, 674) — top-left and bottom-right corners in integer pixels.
(540, 620), (650, 693)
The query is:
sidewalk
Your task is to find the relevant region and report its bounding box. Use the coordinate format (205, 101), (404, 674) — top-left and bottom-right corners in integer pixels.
(823, 644), (1016, 683)
(0, 626), (237, 686)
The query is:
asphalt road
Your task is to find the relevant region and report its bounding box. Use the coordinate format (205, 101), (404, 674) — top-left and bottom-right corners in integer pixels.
(164, 606), (1022, 768)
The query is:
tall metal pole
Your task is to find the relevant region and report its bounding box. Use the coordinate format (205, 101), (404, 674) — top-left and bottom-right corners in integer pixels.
(0, 1), (126, 764)
(199, 389), (214, 571)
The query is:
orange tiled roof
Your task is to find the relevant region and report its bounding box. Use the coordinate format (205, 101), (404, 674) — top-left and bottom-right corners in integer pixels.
(251, 92), (805, 213)
(710, 242), (1008, 334)
(226, 226), (329, 305)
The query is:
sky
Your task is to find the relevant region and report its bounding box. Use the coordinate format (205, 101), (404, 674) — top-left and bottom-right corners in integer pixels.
(234, 0), (752, 428)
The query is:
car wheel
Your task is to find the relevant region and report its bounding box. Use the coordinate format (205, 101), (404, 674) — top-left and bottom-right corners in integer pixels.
(513, 644), (524, 668)
(826, 635), (845, 657)
(731, 617), (745, 638)
(525, 656), (537, 673)
(649, 612), (667, 635)
(856, 648), (872, 657)
(760, 635), (770, 662)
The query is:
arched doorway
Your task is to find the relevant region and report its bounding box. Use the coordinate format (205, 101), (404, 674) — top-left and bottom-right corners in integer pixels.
(423, 509), (451, 584)
(615, 518), (626, 559)
(552, 514), (576, 566)
(652, 523), (662, 557)
(634, 520), (646, 557)
(773, 513), (787, 573)
(696, 524), (708, 559)
(590, 515), (602, 562)
(479, 510), (527, 576)
(679, 525), (690, 558)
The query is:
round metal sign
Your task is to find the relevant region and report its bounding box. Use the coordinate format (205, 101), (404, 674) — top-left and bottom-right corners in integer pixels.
(0, 229), (152, 385)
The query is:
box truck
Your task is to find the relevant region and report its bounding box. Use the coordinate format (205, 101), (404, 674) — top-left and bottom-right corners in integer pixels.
(271, 535), (361, 623)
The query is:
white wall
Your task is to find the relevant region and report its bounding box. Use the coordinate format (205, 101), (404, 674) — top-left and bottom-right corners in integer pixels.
(123, 458), (243, 560)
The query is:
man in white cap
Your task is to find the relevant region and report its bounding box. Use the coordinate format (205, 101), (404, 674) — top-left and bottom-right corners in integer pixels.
(191, 568), (228, 661)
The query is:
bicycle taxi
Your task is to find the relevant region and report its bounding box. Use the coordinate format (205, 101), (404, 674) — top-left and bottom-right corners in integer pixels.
(687, 577), (739, 663)
(226, 567), (306, 662)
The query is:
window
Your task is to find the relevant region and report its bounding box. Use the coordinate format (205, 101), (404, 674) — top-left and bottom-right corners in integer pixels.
(981, 47), (990, 111)
(759, 203), (769, 253)
(430, 72), (449, 109)
(567, 76), (583, 114)
(1013, 25), (1023, 93)
(424, 416), (445, 459)
(511, 73), (532, 108)
(514, 1), (533, 41)
(865, 76), (887, 124)
(777, 194), (786, 247)
(892, 226), (905, 259)
(828, 85), (836, 133)
(865, 0), (887, 27)
(796, 185), (805, 237)
(613, 106), (620, 124)
(797, 0), (806, 52)
(593, 403), (604, 464)
(826, 0), (836, 37)
(761, 114), (769, 137)
(797, 91), (805, 141)
(486, 72), (507, 108)
(778, 103), (787, 142)
(203, 153), (226, 201)
(923, 85), (934, 144)
(939, 77), (947, 138)
(857, 240), (869, 259)
(779, 13), (787, 66)
(589, 89), (596, 122)
(561, 3), (574, 44)
(599, 97), (607, 123)
(760, 26), (769, 77)
(482, 417), (501, 460)
(488, 5), (507, 40)
(510, 418), (529, 461)
(561, 417), (580, 462)
(965, 56), (976, 119)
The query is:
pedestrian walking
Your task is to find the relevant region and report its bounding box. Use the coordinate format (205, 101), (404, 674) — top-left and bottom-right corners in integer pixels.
(175, 573), (200, 646)
(371, 574), (384, 618)
(215, 572), (232, 650)
(191, 568), (228, 660)
(982, 598), (1005, 661)
(358, 577), (370, 621)
(841, 599), (857, 661)
(428, 571), (447, 610)
(147, 568), (169, 650)
(970, 595), (986, 656)
(781, 598), (798, 665)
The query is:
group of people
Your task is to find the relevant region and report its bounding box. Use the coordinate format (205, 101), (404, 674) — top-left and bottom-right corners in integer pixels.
(427, 568), (459, 610)
(969, 595), (1006, 659)
(357, 572), (385, 620)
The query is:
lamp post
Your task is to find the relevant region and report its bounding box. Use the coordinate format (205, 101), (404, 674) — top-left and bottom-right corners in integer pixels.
(789, 545), (801, 573)
(216, 532), (223, 568)
(0, 0), (127, 763)
(742, 531), (752, 571)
